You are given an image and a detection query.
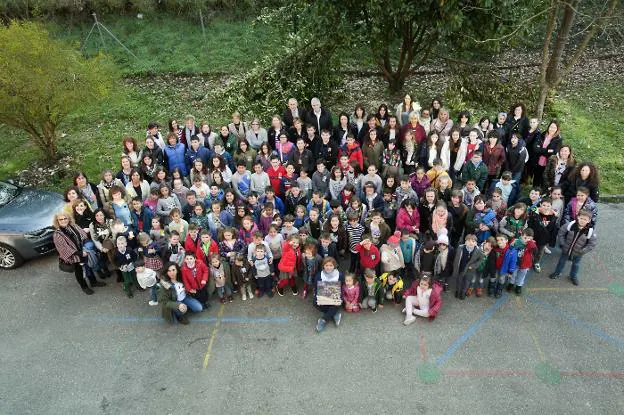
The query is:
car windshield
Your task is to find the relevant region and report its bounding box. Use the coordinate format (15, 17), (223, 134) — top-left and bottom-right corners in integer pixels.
(0, 181), (20, 208)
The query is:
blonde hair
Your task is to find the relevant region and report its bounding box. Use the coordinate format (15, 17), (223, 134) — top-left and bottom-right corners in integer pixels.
(52, 211), (75, 229)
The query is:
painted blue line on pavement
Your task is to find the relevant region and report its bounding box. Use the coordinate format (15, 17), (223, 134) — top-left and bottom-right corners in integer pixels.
(82, 316), (290, 324)
(436, 294), (509, 366)
(526, 295), (624, 350)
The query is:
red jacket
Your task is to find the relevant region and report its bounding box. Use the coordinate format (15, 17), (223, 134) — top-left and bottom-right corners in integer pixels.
(396, 207), (420, 233)
(267, 165), (287, 196)
(401, 122), (426, 143)
(181, 260), (208, 292)
(195, 240), (219, 264)
(278, 241), (301, 273)
(402, 279), (443, 320)
(355, 243), (380, 269)
(184, 234), (200, 256)
(339, 143), (364, 171)
(483, 143), (506, 176)
(514, 239), (538, 270)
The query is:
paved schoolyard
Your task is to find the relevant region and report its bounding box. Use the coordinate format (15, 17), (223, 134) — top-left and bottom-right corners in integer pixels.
(1, 203), (623, 414)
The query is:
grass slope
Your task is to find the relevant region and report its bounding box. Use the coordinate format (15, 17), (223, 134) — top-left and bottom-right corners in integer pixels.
(47, 15), (283, 75)
(552, 79), (624, 195)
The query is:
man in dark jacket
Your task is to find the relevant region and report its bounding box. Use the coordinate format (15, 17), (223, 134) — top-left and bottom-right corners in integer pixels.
(283, 98), (307, 128)
(305, 97), (333, 134)
(549, 210), (596, 285)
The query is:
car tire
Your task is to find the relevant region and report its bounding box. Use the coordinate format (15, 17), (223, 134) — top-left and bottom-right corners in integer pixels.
(0, 244), (23, 269)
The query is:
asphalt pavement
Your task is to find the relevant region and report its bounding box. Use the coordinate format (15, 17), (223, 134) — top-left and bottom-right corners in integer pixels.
(1, 203), (623, 414)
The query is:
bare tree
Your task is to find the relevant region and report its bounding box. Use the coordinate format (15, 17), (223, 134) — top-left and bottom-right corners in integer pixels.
(536, 0), (619, 119)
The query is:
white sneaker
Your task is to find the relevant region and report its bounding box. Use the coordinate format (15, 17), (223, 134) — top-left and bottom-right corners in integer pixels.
(534, 263), (542, 273)
(401, 308), (406, 313)
(403, 317), (417, 326)
(544, 247), (552, 254)
(242, 292), (247, 301)
(148, 300), (158, 306)
(247, 287), (254, 299)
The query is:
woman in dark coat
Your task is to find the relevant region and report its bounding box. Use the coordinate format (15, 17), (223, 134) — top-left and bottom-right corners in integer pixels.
(53, 212), (106, 295)
(562, 162), (600, 204)
(532, 120), (562, 189)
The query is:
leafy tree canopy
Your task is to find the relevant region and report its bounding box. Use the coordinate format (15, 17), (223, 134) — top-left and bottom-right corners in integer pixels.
(0, 21), (116, 160)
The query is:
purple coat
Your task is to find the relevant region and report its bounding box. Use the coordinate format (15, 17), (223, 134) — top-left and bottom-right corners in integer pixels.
(410, 174), (431, 198)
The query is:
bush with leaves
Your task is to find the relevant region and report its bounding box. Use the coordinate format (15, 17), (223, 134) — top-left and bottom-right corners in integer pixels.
(210, 8), (346, 122)
(0, 21), (117, 161)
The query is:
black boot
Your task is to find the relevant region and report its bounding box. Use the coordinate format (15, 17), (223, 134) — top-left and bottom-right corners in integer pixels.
(515, 285), (522, 295)
(487, 280), (495, 297)
(506, 283), (514, 292)
(494, 281), (504, 298)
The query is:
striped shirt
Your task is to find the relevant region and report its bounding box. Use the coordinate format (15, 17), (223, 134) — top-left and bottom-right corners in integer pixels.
(346, 223), (365, 253)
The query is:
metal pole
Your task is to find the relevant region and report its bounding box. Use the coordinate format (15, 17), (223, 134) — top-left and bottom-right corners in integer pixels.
(80, 22), (96, 53)
(199, 9), (207, 43)
(93, 13), (107, 51)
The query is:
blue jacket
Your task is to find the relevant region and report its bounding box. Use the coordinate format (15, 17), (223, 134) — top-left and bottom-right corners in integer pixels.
(260, 196), (285, 216)
(488, 179), (520, 205)
(499, 245), (518, 275)
(207, 210), (234, 240)
(185, 146), (212, 170)
(164, 143), (188, 176)
(130, 207), (154, 234)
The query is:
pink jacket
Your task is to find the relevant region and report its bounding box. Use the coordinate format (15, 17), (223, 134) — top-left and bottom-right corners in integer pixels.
(403, 280), (443, 320)
(342, 283), (361, 305)
(396, 207), (420, 233)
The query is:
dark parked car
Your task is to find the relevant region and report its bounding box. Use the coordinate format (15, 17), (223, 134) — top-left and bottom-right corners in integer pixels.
(0, 181), (65, 269)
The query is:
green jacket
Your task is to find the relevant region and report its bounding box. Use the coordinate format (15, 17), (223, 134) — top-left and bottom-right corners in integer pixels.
(461, 160), (488, 191)
(361, 277), (385, 305)
(157, 280), (181, 324)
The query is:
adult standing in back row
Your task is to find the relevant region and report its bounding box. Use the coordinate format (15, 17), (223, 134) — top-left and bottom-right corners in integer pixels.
(305, 97), (333, 135)
(283, 98), (308, 129)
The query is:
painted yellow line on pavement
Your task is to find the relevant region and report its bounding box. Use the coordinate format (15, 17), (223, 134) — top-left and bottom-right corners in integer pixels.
(515, 297), (546, 361)
(203, 304), (225, 370)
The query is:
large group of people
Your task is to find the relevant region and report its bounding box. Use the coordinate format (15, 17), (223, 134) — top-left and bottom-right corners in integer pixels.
(53, 95), (599, 331)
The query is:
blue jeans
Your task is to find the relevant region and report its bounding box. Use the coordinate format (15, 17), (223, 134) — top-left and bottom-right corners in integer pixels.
(216, 285), (232, 299)
(512, 171), (522, 183)
(511, 268), (529, 286)
(554, 253), (582, 280)
(180, 296), (203, 312)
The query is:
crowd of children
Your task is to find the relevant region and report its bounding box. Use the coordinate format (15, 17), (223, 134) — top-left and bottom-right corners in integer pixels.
(54, 96), (600, 331)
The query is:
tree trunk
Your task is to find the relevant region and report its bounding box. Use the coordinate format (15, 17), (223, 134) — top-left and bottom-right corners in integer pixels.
(387, 74), (406, 94)
(536, 82), (551, 121)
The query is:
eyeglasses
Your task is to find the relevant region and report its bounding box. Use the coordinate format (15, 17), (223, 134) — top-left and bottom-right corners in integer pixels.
(58, 218), (69, 221)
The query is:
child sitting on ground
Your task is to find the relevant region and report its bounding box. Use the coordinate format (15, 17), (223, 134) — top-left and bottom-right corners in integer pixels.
(342, 273), (361, 313)
(380, 271), (404, 304)
(402, 274), (443, 325)
(361, 268), (383, 313)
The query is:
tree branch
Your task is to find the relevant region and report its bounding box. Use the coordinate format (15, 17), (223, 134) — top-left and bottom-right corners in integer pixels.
(467, 5), (556, 44)
(558, 0), (619, 85)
